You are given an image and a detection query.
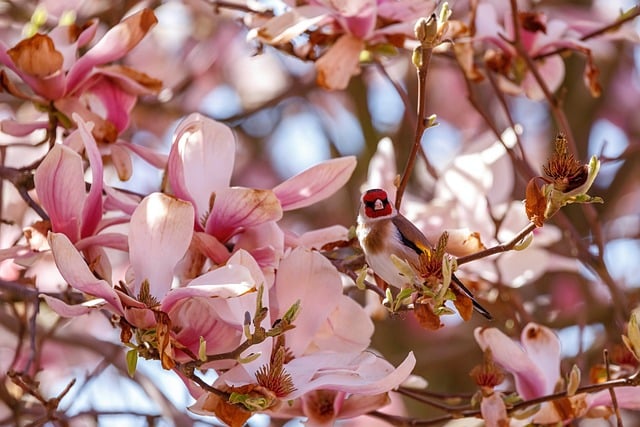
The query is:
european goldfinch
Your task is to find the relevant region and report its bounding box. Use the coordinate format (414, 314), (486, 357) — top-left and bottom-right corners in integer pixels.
(357, 188), (492, 320)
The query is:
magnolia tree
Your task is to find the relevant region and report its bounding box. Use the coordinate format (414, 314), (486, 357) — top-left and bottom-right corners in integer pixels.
(0, 1), (639, 426)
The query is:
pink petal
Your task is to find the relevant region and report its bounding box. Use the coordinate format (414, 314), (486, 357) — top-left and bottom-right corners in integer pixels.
(85, 77), (137, 132)
(160, 263), (257, 312)
(192, 232), (230, 264)
(315, 35), (364, 90)
(311, 296), (374, 353)
(34, 145), (85, 242)
(115, 140), (168, 169)
(167, 113), (236, 221)
(520, 323), (561, 395)
(272, 248), (344, 356)
(129, 193), (194, 299)
(74, 116), (104, 239)
(294, 225), (350, 249)
(48, 233), (124, 314)
(480, 392), (509, 427)
(103, 185), (141, 215)
(336, 0), (377, 39)
(234, 221), (284, 272)
(75, 233), (129, 252)
(589, 387), (640, 410)
(0, 119), (48, 137)
(205, 188), (283, 242)
(474, 326), (547, 399)
(66, 9), (158, 91)
(286, 351), (416, 399)
(523, 55), (565, 100)
(273, 156), (356, 211)
(41, 294), (96, 317)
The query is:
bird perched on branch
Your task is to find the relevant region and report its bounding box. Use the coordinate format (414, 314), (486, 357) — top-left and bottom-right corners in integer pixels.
(356, 188), (492, 320)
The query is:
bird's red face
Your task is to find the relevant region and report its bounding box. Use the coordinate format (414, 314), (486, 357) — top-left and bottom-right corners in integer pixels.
(361, 188), (394, 219)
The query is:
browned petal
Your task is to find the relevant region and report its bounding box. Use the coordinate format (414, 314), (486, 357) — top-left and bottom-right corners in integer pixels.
(414, 300), (443, 330)
(524, 177), (546, 227)
(198, 393), (252, 427)
(452, 288), (473, 322)
(0, 70), (36, 100)
(519, 11), (547, 33)
(100, 64), (163, 93)
(8, 33), (63, 78)
(155, 311), (175, 370)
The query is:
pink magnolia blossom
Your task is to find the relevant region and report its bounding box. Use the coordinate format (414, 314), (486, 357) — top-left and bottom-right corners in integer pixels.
(0, 9), (163, 179)
(248, 0), (436, 89)
(42, 192), (195, 327)
(190, 247), (415, 420)
(0, 9), (160, 137)
(475, 323), (588, 424)
(167, 113), (356, 265)
(471, 3), (603, 99)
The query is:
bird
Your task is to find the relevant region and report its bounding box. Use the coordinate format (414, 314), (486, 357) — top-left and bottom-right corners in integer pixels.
(356, 188), (492, 320)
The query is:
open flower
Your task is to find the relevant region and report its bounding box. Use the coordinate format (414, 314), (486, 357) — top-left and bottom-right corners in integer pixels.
(167, 113), (356, 267)
(190, 247), (415, 423)
(0, 9), (163, 179)
(475, 323), (589, 424)
(247, 0), (437, 89)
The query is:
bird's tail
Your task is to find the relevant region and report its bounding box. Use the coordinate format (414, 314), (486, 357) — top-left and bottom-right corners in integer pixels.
(451, 274), (493, 320)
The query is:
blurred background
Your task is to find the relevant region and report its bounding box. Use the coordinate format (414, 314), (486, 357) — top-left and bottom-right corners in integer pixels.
(1, 0), (639, 425)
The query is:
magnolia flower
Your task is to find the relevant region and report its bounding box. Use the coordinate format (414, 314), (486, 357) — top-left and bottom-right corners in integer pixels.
(466, 3), (608, 99)
(0, 9), (163, 179)
(247, 0), (437, 89)
(475, 323), (589, 424)
(190, 247), (415, 424)
(167, 113), (356, 268)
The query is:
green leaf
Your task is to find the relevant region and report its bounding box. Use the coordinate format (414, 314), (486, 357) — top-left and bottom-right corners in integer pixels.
(126, 349), (138, 378)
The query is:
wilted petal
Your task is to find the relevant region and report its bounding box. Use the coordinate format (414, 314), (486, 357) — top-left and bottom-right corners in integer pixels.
(249, 5), (328, 44)
(109, 143), (134, 180)
(167, 113), (236, 220)
(129, 193), (194, 299)
(48, 233), (124, 314)
(66, 9), (158, 91)
(474, 327), (547, 399)
(205, 188), (282, 242)
(274, 156), (356, 211)
(35, 145), (85, 242)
